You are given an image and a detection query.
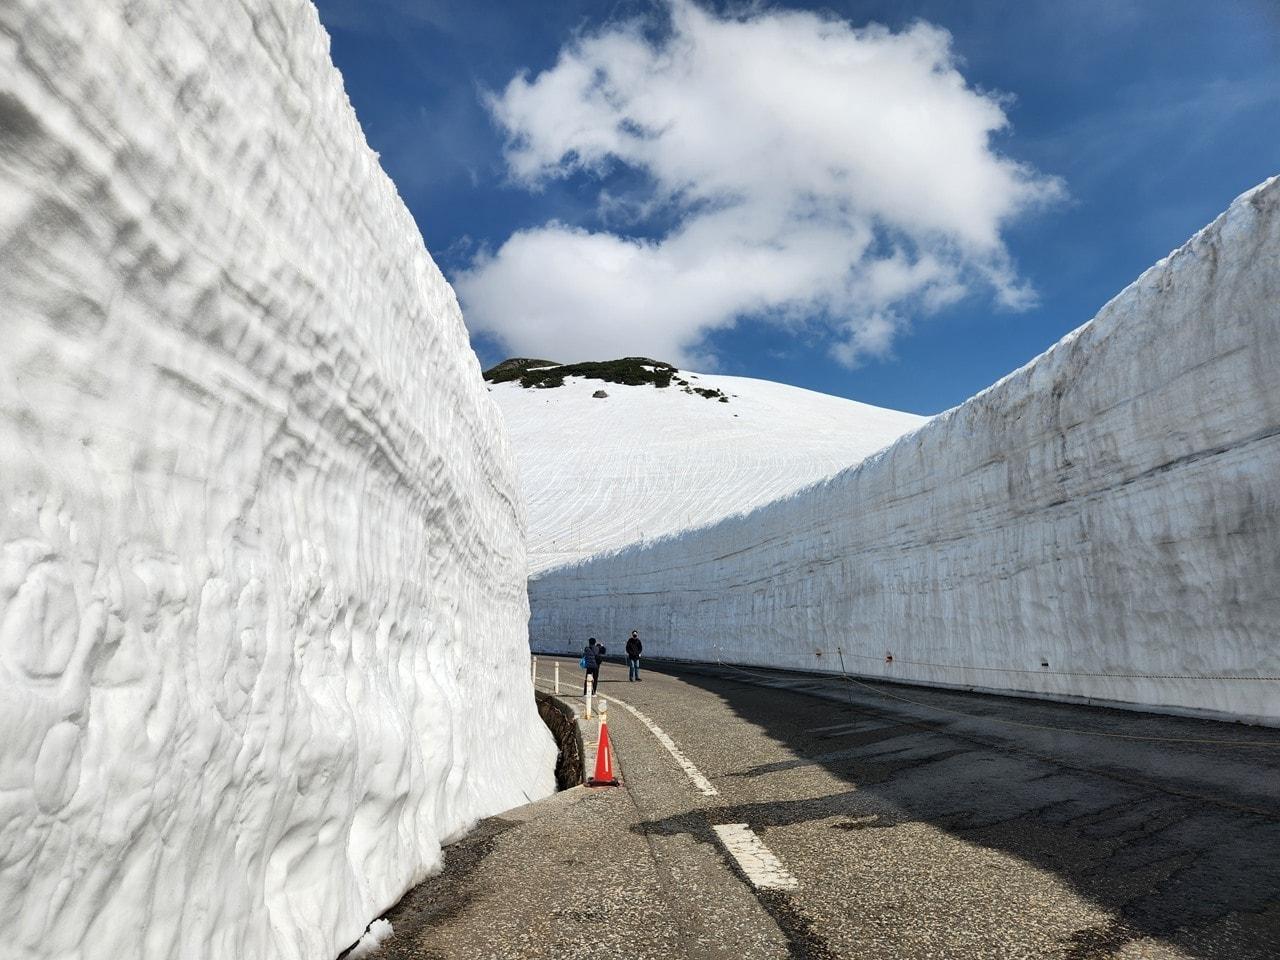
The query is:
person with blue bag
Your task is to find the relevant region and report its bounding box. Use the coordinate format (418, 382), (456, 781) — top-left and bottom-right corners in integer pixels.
(580, 637), (606, 694)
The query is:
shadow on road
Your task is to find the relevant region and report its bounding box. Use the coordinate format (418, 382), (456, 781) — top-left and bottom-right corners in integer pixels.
(639, 661), (1280, 959)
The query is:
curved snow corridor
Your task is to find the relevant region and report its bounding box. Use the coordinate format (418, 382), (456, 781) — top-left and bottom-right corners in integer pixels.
(531, 179), (1280, 725)
(0, 3), (554, 959)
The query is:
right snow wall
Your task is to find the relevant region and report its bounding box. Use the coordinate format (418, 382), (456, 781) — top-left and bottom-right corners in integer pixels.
(531, 177), (1280, 725)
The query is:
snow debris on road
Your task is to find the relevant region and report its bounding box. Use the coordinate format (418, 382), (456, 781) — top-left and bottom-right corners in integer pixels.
(348, 919), (394, 958)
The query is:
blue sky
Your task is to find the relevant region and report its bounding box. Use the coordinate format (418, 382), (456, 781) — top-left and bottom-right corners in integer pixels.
(315, 0), (1280, 415)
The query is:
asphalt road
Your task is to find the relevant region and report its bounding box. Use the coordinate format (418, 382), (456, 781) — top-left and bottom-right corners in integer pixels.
(369, 657), (1280, 960)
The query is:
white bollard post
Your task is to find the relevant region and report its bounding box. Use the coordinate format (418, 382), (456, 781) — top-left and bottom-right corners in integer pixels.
(554, 661), (560, 695)
(531, 656), (538, 685)
(585, 685), (592, 720)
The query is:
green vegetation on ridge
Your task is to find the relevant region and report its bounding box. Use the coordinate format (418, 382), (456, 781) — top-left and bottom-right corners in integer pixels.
(483, 357), (731, 401)
(481, 358), (561, 384)
(484, 357), (676, 389)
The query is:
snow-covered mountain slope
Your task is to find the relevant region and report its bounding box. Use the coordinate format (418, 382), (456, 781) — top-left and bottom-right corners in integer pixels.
(0, 3), (554, 960)
(490, 371), (927, 574)
(531, 177), (1280, 725)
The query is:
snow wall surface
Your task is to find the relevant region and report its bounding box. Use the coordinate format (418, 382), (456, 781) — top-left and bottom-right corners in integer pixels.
(0, 3), (555, 959)
(531, 178), (1280, 725)
(490, 373), (926, 574)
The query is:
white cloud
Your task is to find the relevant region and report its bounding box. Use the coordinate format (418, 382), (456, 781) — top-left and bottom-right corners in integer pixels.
(456, 0), (1062, 367)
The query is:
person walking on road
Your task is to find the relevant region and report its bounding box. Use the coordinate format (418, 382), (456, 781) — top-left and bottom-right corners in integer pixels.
(625, 630), (643, 681)
(582, 637), (606, 694)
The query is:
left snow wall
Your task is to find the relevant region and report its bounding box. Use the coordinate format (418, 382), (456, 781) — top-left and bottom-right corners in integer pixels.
(0, 3), (555, 959)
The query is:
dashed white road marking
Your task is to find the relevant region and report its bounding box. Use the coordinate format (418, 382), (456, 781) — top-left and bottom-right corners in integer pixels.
(712, 824), (799, 890)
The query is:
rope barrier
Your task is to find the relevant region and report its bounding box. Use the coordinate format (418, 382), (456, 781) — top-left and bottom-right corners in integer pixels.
(804, 645), (1279, 682)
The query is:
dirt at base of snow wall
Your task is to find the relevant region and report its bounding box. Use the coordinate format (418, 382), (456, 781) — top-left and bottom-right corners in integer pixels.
(530, 177), (1280, 726)
(535, 691), (585, 789)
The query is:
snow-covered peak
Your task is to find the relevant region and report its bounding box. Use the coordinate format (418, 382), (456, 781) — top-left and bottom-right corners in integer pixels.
(489, 362), (928, 575)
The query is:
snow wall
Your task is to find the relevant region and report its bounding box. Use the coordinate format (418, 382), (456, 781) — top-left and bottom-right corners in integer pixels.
(531, 178), (1280, 725)
(0, 3), (555, 959)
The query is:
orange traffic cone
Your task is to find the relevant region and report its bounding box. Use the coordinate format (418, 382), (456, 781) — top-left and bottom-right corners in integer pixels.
(587, 716), (619, 787)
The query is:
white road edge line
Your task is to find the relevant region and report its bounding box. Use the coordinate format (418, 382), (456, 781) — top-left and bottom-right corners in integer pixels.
(609, 697), (721, 797)
(712, 824), (799, 891)
(535, 677), (719, 797)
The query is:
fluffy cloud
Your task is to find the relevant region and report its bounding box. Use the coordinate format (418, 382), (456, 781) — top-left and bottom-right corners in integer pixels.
(456, 0), (1062, 367)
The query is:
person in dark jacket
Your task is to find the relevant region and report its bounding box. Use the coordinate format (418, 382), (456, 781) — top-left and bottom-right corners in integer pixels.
(625, 630), (643, 681)
(582, 637), (606, 694)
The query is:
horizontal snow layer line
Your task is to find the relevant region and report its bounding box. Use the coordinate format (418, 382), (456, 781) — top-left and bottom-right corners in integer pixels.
(540, 417), (1280, 582)
(529, 175), (1280, 725)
